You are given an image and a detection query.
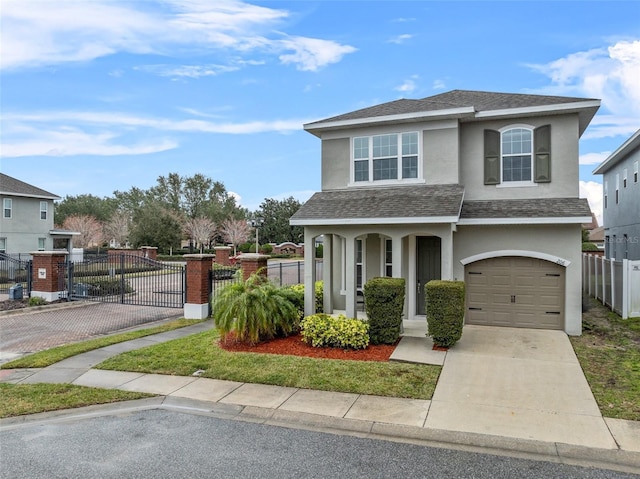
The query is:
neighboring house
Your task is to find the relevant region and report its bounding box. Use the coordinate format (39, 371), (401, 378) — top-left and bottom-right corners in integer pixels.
(291, 90), (599, 335)
(0, 173), (77, 255)
(593, 129), (640, 260)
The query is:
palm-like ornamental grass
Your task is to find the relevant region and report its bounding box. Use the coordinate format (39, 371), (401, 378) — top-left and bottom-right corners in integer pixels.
(212, 273), (299, 344)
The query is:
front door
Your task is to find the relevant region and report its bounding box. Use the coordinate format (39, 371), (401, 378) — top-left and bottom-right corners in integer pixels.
(416, 236), (441, 315)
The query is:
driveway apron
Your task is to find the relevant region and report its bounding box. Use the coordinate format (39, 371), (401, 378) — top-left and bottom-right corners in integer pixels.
(424, 325), (617, 449)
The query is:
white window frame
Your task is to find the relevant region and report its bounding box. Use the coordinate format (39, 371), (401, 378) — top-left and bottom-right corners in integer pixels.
(380, 237), (392, 277)
(604, 181), (608, 208)
(40, 201), (48, 220)
(623, 168), (628, 188)
(350, 131), (422, 186)
(38, 237), (46, 250)
(498, 125), (535, 188)
(0, 237), (6, 253)
(634, 161), (639, 183)
(3, 198), (12, 219)
(615, 174), (620, 204)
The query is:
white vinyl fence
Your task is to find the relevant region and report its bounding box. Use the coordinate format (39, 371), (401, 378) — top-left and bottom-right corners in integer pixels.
(582, 254), (640, 319)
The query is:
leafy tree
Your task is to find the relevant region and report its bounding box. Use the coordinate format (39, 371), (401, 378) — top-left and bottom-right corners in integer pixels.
(129, 204), (182, 254)
(183, 216), (217, 253)
(220, 219), (252, 255)
(112, 187), (151, 217)
(150, 172), (183, 211)
(103, 211), (131, 247)
(256, 197), (304, 244)
(62, 215), (104, 248)
(55, 194), (117, 225)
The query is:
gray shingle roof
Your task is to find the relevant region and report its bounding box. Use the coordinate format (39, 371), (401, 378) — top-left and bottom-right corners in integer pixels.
(307, 90), (598, 125)
(460, 198), (592, 219)
(0, 173), (60, 200)
(290, 184), (464, 223)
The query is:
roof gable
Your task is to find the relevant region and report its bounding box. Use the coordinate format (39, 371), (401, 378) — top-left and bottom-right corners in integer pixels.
(0, 173), (61, 200)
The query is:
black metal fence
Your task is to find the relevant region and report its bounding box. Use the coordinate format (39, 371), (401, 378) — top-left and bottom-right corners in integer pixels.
(266, 260), (323, 286)
(0, 252), (32, 295)
(58, 254), (185, 308)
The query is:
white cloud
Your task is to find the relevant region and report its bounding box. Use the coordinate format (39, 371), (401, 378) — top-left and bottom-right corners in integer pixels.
(395, 75), (419, 93)
(432, 79), (446, 90)
(135, 64), (240, 78)
(1, 126), (177, 157)
(579, 151), (611, 166)
(527, 39), (640, 139)
(388, 34), (413, 45)
(0, 0), (356, 73)
(580, 180), (603, 226)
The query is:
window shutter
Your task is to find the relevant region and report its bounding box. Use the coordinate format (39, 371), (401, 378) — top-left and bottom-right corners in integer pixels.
(484, 129), (500, 185)
(534, 125), (551, 183)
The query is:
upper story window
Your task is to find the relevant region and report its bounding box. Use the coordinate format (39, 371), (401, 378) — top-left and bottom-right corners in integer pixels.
(40, 201), (48, 220)
(623, 168), (628, 188)
(615, 174), (620, 204)
(3, 199), (12, 219)
(604, 181), (608, 208)
(353, 132), (419, 184)
(484, 125), (550, 186)
(635, 161), (639, 183)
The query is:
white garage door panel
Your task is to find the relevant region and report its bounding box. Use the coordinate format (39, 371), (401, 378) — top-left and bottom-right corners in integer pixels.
(465, 257), (565, 330)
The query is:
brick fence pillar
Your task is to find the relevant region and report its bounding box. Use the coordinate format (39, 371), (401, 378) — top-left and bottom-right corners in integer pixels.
(184, 254), (214, 319)
(141, 246), (158, 260)
(213, 246), (232, 266)
(30, 251), (68, 302)
(240, 253), (269, 281)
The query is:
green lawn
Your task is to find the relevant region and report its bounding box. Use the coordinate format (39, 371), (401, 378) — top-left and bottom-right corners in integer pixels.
(570, 298), (640, 421)
(0, 383), (153, 418)
(97, 329), (441, 400)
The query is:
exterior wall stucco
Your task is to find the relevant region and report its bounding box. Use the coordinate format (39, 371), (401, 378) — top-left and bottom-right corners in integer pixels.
(602, 145), (640, 260)
(423, 127), (459, 185)
(453, 224), (583, 335)
(321, 138), (350, 190)
(459, 114), (580, 200)
(0, 196), (55, 253)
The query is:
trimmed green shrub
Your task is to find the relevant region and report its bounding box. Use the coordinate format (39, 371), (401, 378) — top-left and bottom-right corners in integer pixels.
(288, 281), (323, 313)
(260, 244), (273, 254)
(582, 242), (599, 252)
(212, 273), (299, 344)
(426, 280), (465, 348)
(28, 296), (47, 306)
(86, 278), (134, 297)
(300, 313), (369, 350)
(364, 277), (406, 345)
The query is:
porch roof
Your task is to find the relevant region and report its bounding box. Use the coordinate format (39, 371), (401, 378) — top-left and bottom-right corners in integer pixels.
(458, 198), (592, 224)
(290, 184), (464, 225)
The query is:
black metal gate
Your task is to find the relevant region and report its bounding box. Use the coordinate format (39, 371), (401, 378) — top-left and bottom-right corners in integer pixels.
(59, 254), (185, 308)
(0, 253), (32, 295)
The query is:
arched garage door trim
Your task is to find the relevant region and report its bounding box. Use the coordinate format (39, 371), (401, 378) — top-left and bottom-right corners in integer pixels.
(460, 250), (570, 267)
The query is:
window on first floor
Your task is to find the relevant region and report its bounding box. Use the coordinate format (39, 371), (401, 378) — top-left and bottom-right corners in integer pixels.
(0, 238), (6, 253)
(3, 198), (12, 219)
(40, 201), (48, 220)
(384, 239), (392, 277)
(356, 239), (363, 289)
(353, 132), (419, 183)
(623, 234), (628, 259)
(38, 238), (46, 250)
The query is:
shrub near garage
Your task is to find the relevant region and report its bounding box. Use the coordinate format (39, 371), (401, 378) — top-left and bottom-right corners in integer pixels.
(426, 280), (465, 348)
(301, 314), (369, 350)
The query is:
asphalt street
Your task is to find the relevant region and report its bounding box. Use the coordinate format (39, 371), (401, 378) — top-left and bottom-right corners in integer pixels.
(1, 409), (636, 479)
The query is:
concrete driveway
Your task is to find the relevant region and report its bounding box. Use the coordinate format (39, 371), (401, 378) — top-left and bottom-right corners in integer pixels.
(424, 325), (617, 449)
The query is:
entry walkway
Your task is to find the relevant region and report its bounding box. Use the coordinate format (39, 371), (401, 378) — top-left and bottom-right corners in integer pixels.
(1, 320), (639, 472)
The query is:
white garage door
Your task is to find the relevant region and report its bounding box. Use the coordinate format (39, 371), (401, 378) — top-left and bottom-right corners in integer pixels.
(465, 256), (565, 330)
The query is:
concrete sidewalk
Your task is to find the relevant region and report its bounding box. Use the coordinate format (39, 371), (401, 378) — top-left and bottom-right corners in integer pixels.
(1, 320), (639, 472)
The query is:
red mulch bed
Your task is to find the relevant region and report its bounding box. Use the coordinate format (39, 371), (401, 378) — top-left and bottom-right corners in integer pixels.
(219, 334), (397, 362)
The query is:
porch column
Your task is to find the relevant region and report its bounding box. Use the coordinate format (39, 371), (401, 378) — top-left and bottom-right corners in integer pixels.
(30, 251), (68, 302)
(322, 234), (333, 313)
(345, 235), (357, 318)
(303, 230), (316, 317)
(184, 254), (214, 319)
(441, 227), (454, 280)
(391, 234), (403, 278)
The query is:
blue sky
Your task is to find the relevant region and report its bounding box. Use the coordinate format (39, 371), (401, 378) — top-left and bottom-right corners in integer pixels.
(1, 1), (639, 224)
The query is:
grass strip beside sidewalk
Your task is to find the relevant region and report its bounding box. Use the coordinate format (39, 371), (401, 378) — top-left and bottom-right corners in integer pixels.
(1, 319), (205, 369)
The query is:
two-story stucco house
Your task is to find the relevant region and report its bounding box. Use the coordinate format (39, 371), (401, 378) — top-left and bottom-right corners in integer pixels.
(593, 129), (640, 260)
(291, 90), (599, 335)
(0, 173), (76, 255)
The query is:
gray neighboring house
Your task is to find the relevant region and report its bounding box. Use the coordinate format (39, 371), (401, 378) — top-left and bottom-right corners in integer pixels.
(593, 129), (640, 261)
(0, 173), (77, 255)
(292, 90), (599, 335)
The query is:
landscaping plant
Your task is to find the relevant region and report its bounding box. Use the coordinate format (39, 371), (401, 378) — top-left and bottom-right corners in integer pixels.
(426, 280), (465, 348)
(300, 313), (369, 350)
(364, 277), (405, 344)
(212, 273), (299, 344)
